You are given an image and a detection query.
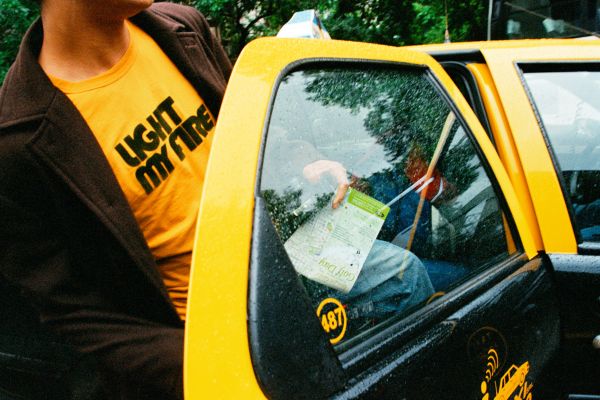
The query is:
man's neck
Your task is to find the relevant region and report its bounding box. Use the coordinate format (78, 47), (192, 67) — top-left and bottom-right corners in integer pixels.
(38, 4), (132, 82)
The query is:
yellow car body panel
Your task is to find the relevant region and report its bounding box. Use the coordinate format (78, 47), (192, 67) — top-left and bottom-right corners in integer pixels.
(412, 39), (600, 253)
(184, 37), (539, 398)
(409, 39), (600, 254)
(481, 45), (600, 253)
(409, 38), (600, 53)
(467, 63), (544, 251)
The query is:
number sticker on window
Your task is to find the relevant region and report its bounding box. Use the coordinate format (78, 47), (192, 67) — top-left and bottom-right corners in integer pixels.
(316, 298), (347, 344)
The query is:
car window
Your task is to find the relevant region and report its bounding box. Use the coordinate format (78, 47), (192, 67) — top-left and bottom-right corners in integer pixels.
(523, 70), (600, 243)
(259, 65), (516, 347)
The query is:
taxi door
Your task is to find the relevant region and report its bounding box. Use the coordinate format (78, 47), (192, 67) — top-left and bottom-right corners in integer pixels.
(185, 38), (560, 399)
(482, 43), (600, 397)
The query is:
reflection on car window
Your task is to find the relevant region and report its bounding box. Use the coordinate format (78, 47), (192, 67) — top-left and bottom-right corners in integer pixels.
(260, 66), (513, 347)
(524, 71), (600, 243)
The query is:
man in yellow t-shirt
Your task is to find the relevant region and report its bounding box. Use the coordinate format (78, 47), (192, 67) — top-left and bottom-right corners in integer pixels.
(48, 20), (215, 321)
(0, 0), (231, 399)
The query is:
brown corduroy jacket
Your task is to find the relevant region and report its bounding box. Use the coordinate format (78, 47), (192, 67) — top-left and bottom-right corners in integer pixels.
(0, 3), (231, 399)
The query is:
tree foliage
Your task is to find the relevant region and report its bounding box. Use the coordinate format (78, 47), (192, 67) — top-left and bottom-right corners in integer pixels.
(410, 0), (487, 44)
(0, 0), (38, 84)
(190, 0), (332, 57)
(0, 0), (486, 83)
(323, 0), (416, 45)
(190, 0), (487, 59)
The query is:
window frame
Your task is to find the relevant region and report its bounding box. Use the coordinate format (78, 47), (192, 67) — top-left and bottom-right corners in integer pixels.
(518, 61), (600, 254)
(250, 58), (528, 376)
(439, 60), (495, 142)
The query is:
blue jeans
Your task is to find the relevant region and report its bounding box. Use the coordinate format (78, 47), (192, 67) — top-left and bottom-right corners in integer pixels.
(308, 240), (434, 319)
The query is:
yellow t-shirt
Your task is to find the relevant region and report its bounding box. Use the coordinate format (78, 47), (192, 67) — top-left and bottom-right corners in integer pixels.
(49, 21), (215, 320)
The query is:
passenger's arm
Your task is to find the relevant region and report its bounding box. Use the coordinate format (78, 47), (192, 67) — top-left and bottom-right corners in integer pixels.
(303, 159), (350, 208)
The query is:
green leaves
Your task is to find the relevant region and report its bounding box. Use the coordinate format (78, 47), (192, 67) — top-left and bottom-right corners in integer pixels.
(0, 0), (39, 84)
(0, 0), (486, 84)
(190, 0), (486, 59)
(192, 0), (324, 58)
(410, 0), (486, 43)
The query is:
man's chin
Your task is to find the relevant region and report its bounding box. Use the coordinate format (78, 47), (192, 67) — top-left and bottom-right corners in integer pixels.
(108, 0), (154, 19)
(129, 0), (154, 15)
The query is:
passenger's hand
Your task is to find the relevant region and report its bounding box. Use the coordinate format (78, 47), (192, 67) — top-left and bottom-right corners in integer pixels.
(303, 160), (349, 209)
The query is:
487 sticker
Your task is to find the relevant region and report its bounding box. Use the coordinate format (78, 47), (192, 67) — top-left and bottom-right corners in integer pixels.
(316, 298), (348, 344)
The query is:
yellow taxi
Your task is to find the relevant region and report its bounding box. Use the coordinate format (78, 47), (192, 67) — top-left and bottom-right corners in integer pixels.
(185, 36), (600, 399)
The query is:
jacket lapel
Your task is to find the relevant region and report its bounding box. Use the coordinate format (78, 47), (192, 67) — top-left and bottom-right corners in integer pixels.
(29, 92), (172, 303)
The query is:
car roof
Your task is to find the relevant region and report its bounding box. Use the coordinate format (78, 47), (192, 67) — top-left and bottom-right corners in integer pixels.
(406, 38), (600, 56)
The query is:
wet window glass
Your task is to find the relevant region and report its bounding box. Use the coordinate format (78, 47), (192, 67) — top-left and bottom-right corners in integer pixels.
(524, 70), (600, 243)
(260, 66), (513, 346)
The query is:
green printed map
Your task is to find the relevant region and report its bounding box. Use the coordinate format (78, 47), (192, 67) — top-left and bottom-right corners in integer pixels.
(285, 189), (389, 293)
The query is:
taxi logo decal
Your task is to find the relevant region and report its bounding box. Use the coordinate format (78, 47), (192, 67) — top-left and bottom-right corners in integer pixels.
(480, 350), (533, 400)
(485, 348), (500, 382)
(316, 298), (347, 344)
(468, 327), (508, 377)
(467, 327), (533, 400)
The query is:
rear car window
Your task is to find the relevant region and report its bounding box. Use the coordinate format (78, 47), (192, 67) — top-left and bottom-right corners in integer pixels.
(523, 70), (600, 243)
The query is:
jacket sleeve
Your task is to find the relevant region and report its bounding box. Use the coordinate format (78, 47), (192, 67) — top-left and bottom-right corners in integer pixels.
(46, 308), (184, 400)
(0, 189), (185, 399)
